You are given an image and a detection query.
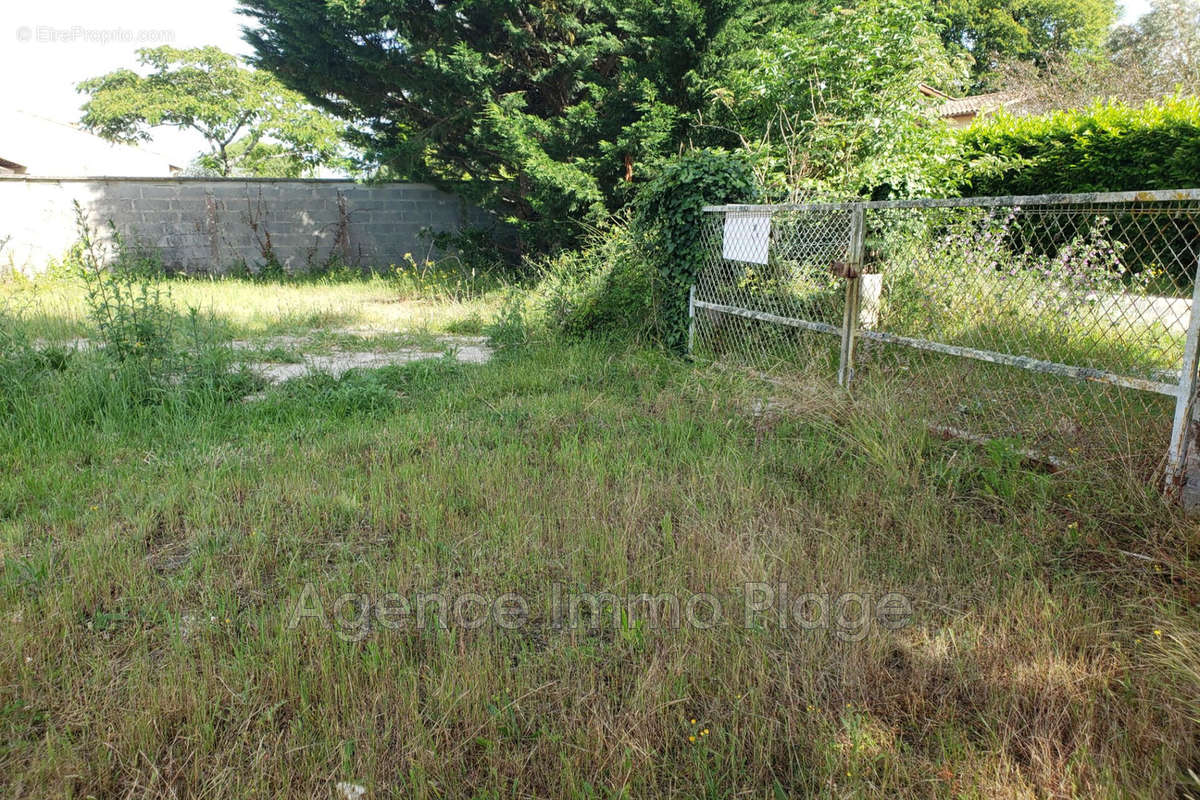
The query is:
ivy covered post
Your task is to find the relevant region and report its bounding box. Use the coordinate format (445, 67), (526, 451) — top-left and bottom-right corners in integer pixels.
(634, 150), (760, 353)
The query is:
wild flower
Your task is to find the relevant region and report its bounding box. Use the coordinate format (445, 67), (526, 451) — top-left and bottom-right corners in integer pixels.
(882, 206), (1152, 340)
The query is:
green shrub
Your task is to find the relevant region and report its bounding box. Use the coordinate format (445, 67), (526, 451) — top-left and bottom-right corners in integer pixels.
(486, 291), (532, 354)
(528, 150), (758, 348)
(62, 202), (255, 407)
(958, 96), (1200, 196)
(706, 0), (962, 200)
(531, 217), (656, 341)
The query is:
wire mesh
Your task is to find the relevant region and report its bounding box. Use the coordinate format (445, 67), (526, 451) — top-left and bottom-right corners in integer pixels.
(694, 206), (852, 369)
(693, 193), (1200, 479)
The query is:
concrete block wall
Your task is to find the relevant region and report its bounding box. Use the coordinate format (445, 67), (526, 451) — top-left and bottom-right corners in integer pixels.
(0, 177), (501, 275)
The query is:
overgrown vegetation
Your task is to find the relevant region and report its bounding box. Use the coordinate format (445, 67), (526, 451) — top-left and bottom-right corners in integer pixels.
(388, 252), (505, 305)
(1, 277), (1197, 797)
(530, 217), (657, 341)
(933, 0), (1118, 88)
(5, 0), (1200, 796)
(705, 0), (965, 199)
(526, 149), (759, 349)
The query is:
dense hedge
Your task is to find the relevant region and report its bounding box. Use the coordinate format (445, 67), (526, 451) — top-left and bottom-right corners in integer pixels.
(958, 97), (1200, 197)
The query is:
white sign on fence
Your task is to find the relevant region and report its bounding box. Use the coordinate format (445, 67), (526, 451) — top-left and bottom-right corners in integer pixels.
(722, 210), (771, 265)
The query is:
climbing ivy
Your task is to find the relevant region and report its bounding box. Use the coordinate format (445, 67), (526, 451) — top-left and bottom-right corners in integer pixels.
(634, 149), (760, 352)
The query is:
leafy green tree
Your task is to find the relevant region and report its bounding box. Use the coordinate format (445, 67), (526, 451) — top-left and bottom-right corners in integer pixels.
(78, 46), (348, 177)
(703, 0), (966, 198)
(238, 0), (740, 250)
(1110, 0), (1200, 95)
(931, 0), (1118, 87)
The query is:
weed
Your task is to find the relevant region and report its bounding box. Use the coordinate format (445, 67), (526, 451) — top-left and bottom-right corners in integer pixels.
(72, 201), (176, 367)
(530, 215), (657, 341)
(485, 291), (531, 354)
(389, 252), (501, 303)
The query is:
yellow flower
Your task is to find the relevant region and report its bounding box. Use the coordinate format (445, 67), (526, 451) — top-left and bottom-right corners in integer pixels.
(688, 735), (696, 742)
(701, 729), (709, 736)
(1153, 629), (1162, 637)
(689, 718), (696, 725)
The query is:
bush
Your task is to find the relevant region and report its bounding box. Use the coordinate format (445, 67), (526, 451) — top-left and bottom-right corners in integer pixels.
(531, 217), (656, 341)
(63, 202), (255, 406)
(528, 150), (759, 348)
(957, 96), (1200, 197)
(486, 290), (533, 354)
(634, 149), (760, 351)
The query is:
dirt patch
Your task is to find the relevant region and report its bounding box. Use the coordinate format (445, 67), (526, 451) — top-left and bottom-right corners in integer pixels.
(31, 331), (493, 386)
(32, 337), (95, 351)
(245, 336), (492, 385)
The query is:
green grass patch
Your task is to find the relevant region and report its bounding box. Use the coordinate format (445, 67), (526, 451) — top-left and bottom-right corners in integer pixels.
(0, 279), (1196, 798)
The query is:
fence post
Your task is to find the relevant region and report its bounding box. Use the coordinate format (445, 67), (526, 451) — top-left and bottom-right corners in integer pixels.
(1167, 256), (1200, 505)
(687, 285), (697, 356)
(838, 203), (867, 388)
(1184, 405), (1200, 511)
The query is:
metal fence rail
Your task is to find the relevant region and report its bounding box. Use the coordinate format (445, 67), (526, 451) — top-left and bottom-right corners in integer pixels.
(692, 189), (1200, 496)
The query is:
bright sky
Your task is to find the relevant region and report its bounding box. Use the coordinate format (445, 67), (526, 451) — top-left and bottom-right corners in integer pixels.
(4, 0), (252, 165)
(3, 0), (1157, 167)
(1121, 0), (1154, 22)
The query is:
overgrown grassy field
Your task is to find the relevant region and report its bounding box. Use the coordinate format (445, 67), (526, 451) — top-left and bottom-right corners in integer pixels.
(1, 276), (1197, 798)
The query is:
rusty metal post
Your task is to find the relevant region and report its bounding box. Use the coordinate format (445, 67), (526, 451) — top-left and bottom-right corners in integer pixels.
(838, 203), (866, 388)
(1183, 405), (1200, 511)
(687, 285), (696, 356)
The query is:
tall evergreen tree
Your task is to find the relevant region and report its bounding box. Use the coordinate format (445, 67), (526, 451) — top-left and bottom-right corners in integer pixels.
(239, 0), (739, 250)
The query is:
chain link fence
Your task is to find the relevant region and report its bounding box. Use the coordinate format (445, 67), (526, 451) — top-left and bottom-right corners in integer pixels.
(692, 190), (1200, 496)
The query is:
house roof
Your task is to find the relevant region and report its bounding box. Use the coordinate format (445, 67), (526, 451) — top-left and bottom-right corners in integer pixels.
(0, 109), (179, 177)
(938, 92), (1023, 118)
(917, 83), (1025, 120)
